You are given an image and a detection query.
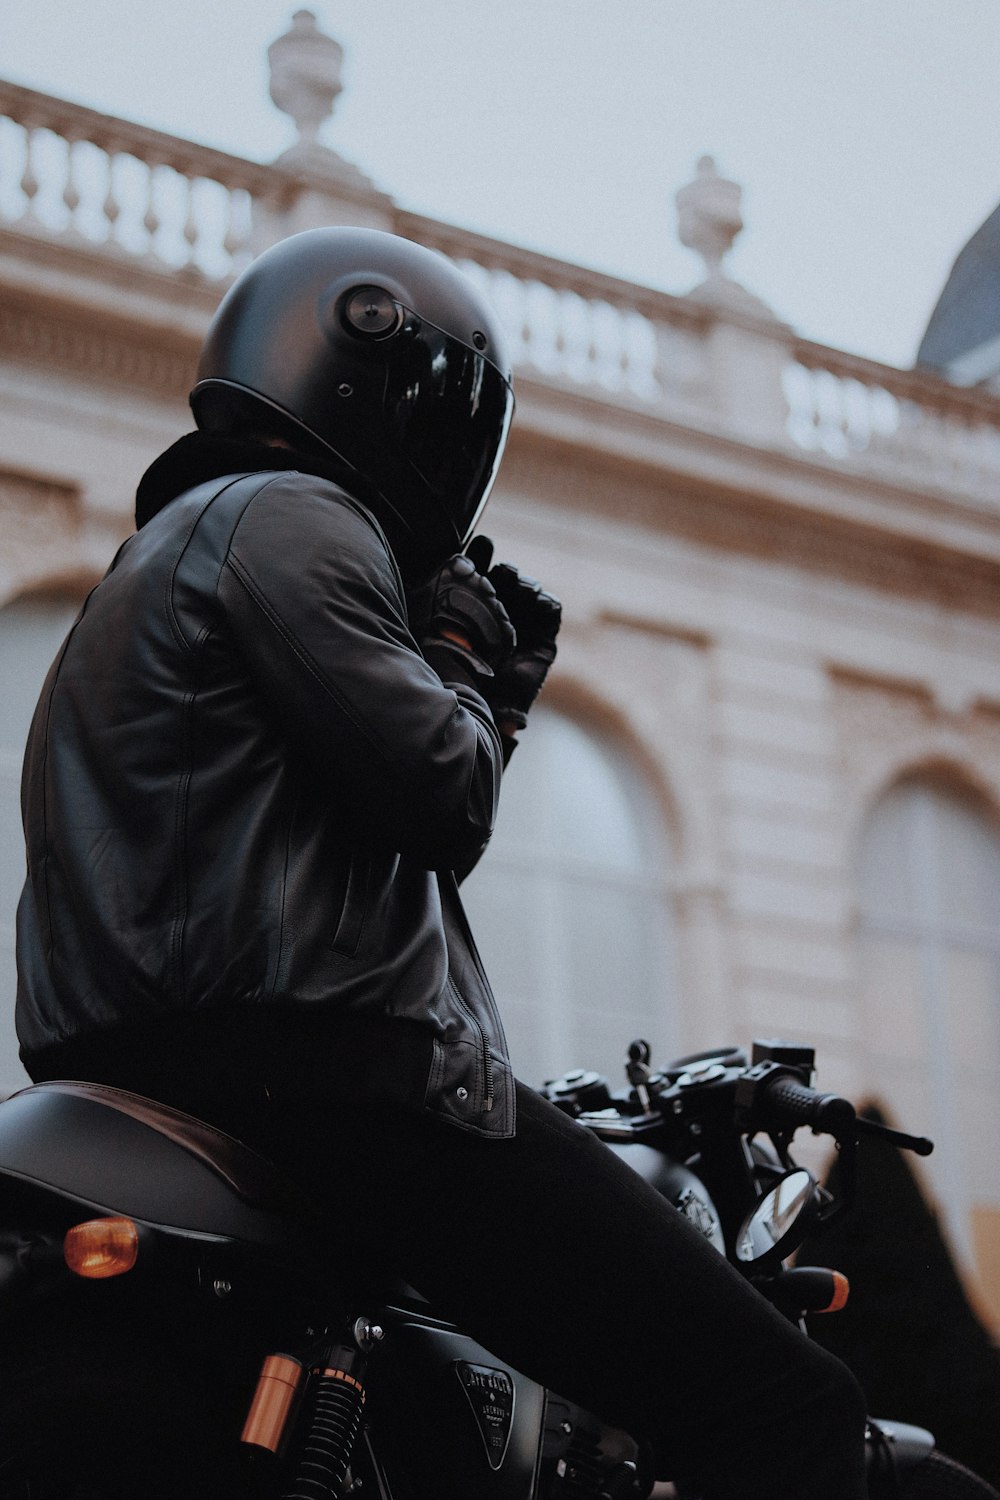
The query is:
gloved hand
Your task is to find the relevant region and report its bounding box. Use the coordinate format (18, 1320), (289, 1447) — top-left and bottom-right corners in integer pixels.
(407, 552), (515, 681)
(466, 536), (561, 731)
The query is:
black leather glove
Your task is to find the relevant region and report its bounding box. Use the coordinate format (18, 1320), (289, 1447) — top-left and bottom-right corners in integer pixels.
(407, 552), (515, 683)
(465, 538), (561, 731)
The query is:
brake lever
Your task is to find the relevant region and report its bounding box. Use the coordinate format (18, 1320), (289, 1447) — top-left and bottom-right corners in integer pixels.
(854, 1117), (934, 1156)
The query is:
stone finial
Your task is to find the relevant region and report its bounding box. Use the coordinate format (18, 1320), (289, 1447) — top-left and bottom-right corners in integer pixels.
(675, 155), (744, 278)
(268, 10), (344, 149)
(675, 155), (778, 322)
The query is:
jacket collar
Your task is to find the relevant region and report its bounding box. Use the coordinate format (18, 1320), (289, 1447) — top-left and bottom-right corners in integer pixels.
(135, 431), (365, 530)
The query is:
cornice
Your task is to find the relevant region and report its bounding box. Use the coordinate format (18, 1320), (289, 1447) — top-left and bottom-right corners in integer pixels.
(503, 425), (1000, 619)
(0, 283), (198, 402)
(0, 227), (223, 328)
(511, 376), (1000, 558)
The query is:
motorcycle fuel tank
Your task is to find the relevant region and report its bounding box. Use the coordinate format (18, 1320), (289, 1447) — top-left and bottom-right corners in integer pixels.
(605, 1142), (727, 1256)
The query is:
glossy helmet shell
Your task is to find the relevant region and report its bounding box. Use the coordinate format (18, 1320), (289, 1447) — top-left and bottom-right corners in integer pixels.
(190, 227), (515, 575)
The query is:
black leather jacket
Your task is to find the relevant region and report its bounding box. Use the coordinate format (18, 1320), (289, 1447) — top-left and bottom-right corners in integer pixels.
(16, 452), (514, 1138)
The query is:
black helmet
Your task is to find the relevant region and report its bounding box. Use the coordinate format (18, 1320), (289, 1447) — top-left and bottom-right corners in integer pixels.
(190, 227), (514, 576)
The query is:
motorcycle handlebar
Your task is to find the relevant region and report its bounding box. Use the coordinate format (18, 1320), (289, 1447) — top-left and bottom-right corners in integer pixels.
(758, 1076), (857, 1137)
(749, 1069), (934, 1155)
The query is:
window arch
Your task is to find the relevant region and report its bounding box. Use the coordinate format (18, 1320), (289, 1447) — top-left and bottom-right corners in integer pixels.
(858, 771), (1000, 1305)
(461, 704), (678, 1088)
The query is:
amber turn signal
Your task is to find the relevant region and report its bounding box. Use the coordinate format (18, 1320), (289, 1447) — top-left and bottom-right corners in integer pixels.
(818, 1270), (850, 1313)
(64, 1216), (139, 1279)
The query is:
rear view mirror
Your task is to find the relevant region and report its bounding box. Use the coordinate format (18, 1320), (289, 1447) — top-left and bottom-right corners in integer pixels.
(736, 1169), (817, 1266)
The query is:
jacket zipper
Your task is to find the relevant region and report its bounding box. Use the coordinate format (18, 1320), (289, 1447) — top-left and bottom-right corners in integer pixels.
(449, 980), (494, 1113)
(480, 1024), (495, 1112)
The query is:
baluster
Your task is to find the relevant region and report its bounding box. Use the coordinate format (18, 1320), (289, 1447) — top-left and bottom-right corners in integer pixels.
(893, 397), (924, 475)
(518, 280), (537, 371)
(18, 121), (41, 226)
(554, 289), (584, 384)
(840, 377), (872, 453)
(615, 308), (632, 392)
(101, 144), (121, 245)
(592, 301), (625, 392)
(582, 300), (605, 388)
(803, 367), (825, 450)
(551, 287), (570, 374)
(222, 183), (248, 273)
(605, 306), (628, 392)
(811, 369), (845, 457)
(910, 401), (938, 473)
(141, 160), (161, 259)
(182, 174), (199, 266)
(584, 300), (601, 386)
(539, 282), (563, 375)
(61, 134), (82, 236)
(588, 301), (612, 389)
(867, 386), (901, 457)
(482, 267), (528, 368)
(623, 310), (657, 401)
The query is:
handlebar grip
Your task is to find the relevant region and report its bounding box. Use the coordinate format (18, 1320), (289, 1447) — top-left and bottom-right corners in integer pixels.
(760, 1077), (856, 1136)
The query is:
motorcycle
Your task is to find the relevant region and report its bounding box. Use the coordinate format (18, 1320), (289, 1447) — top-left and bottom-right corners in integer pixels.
(0, 1035), (994, 1499)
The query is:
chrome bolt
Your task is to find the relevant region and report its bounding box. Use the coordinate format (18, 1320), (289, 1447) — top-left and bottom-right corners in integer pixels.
(213, 1278), (232, 1298)
(353, 1316), (387, 1351)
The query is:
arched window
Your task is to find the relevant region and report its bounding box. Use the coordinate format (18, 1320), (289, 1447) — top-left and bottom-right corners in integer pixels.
(0, 593), (82, 1094)
(858, 774), (1000, 1304)
(461, 705), (678, 1089)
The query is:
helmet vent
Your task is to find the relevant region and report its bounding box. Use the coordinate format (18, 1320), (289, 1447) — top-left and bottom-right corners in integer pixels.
(343, 285), (402, 338)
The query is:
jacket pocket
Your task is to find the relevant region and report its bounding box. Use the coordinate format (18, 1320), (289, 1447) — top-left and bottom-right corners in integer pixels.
(330, 849), (371, 957)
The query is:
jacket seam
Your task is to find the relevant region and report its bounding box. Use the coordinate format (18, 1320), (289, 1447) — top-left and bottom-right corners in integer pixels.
(223, 552), (393, 760)
(170, 620), (216, 1001)
(165, 472), (278, 653)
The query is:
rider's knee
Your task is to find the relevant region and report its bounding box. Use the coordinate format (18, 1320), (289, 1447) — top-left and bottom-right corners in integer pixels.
(805, 1341), (868, 1448)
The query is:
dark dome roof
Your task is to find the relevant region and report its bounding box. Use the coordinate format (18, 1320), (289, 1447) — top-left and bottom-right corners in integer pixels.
(917, 203), (1000, 377)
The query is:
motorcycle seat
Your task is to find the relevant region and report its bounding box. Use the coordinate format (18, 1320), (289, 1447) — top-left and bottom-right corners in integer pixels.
(0, 1080), (324, 1255)
(30, 1080), (301, 1208)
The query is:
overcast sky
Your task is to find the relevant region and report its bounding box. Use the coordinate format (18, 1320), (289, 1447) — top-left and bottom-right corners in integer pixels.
(4, 0), (998, 370)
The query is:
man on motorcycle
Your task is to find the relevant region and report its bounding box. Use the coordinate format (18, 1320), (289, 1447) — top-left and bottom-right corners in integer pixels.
(15, 226), (867, 1499)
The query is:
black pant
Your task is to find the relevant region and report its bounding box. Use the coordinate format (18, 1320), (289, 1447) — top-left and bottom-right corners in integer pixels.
(227, 1080), (867, 1499)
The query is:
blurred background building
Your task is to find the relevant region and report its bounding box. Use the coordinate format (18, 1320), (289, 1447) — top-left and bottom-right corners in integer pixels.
(3, 11), (1000, 1334)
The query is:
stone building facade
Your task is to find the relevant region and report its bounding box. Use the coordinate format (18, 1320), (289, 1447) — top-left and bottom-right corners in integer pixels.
(3, 13), (1000, 1329)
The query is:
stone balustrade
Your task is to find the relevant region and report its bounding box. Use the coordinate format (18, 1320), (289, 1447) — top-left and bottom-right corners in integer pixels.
(397, 209), (713, 416)
(0, 78), (271, 278)
(5, 75), (1000, 509)
(785, 338), (1000, 503)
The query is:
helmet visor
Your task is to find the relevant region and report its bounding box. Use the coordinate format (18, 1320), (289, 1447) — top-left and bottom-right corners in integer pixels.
(382, 316), (515, 549)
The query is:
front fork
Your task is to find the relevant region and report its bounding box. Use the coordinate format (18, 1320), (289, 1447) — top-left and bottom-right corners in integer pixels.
(242, 1315), (384, 1498)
